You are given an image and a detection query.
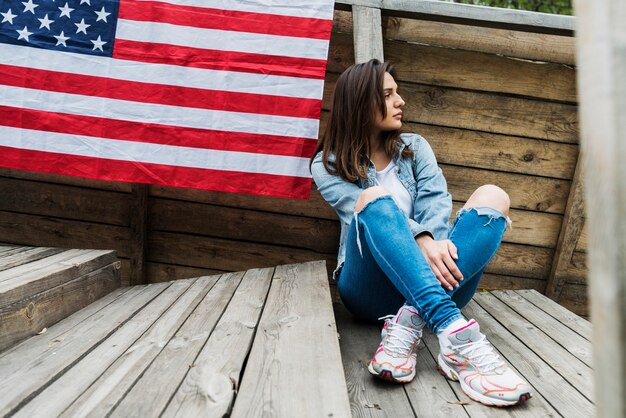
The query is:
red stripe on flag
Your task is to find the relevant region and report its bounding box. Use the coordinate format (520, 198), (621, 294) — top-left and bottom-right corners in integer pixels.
(118, 0), (333, 40)
(112, 39), (327, 80)
(0, 146), (312, 199)
(0, 106), (318, 157)
(0, 65), (321, 119)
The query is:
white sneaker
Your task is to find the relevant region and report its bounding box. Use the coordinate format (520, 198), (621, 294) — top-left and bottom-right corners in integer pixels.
(437, 320), (532, 406)
(368, 305), (425, 383)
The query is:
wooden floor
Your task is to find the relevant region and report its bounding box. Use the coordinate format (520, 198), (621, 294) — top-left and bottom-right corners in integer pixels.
(0, 261), (351, 418)
(336, 289), (594, 418)
(0, 254), (594, 418)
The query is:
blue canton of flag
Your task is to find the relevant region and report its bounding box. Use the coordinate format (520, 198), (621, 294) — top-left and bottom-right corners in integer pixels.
(0, 0), (119, 56)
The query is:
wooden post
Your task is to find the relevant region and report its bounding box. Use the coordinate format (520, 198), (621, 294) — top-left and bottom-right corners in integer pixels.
(352, 5), (384, 63)
(129, 184), (148, 285)
(545, 157), (585, 300)
(575, 0), (626, 415)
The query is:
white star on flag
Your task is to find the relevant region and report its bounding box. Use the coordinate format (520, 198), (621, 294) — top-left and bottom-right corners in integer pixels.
(80, 0), (91, 5)
(75, 18), (90, 34)
(16, 26), (33, 42)
(37, 14), (54, 30)
(53, 30), (69, 46)
(94, 6), (110, 23)
(90, 35), (106, 51)
(21, 0), (38, 14)
(0, 9), (17, 24)
(58, 2), (74, 18)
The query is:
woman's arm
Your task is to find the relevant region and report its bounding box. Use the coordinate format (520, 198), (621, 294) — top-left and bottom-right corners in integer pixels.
(410, 136), (452, 241)
(310, 152), (363, 226)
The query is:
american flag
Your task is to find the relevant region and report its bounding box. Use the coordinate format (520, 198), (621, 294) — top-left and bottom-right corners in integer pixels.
(0, 0), (334, 199)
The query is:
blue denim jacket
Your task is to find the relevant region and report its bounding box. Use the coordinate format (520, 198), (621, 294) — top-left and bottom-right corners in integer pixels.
(311, 133), (452, 278)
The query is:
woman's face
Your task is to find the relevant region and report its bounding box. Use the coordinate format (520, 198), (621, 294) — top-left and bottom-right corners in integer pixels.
(374, 72), (405, 132)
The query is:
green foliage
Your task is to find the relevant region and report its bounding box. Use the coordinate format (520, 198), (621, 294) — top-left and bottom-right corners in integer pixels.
(452, 0), (573, 15)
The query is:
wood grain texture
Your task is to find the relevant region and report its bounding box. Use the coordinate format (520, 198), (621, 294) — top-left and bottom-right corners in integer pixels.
(323, 73), (579, 143)
(333, 10), (576, 64)
(0, 283), (168, 417)
(333, 303), (420, 417)
(443, 165), (570, 215)
(546, 158), (586, 299)
(11, 279), (208, 418)
(353, 5), (384, 63)
(111, 272), (252, 418)
(0, 247), (64, 272)
(490, 290), (591, 366)
(149, 197), (340, 253)
(575, 0), (625, 412)
(0, 176), (130, 226)
(231, 261), (351, 418)
(0, 262), (120, 353)
(129, 184), (148, 285)
(462, 299), (594, 417)
(146, 262), (225, 283)
(0, 249), (117, 306)
(384, 16), (575, 65)
(515, 289), (590, 339)
(150, 184), (337, 220)
(162, 268), (274, 418)
(148, 231), (336, 272)
(335, 0), (575, 33)
(0, 211), (131, 257)
(60, 278), (213, 418)
(0, 286), (131, 359)
(328, 31), (576, 102)
(415, 123), (578, 180)
(556, 283), (588, 317)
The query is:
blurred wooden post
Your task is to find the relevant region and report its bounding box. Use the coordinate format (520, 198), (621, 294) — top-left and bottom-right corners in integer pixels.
(575, 0), (626, 415)
(352, 5), (384, 63)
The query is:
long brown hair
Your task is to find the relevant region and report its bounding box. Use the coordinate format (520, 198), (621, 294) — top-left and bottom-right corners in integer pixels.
(311, 59), (410, 182)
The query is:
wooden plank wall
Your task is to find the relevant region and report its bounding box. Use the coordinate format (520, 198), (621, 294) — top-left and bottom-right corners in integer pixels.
(0, 6), (588, 314)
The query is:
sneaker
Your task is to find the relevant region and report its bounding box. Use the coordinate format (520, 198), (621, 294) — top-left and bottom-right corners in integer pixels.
(368, 305), (425, 383)
(437, 320), (532, 406)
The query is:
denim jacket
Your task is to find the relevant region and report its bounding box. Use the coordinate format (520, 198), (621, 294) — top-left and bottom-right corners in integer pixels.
(311, 133), (452, 278)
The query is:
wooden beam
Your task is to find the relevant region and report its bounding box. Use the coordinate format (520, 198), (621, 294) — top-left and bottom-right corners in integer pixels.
(545, 157), (585, 300)
(352, 5), (384, 63)
(336, 0), (574, 35)
(129, 184), (148, 285)
(575, 0), (626, 415)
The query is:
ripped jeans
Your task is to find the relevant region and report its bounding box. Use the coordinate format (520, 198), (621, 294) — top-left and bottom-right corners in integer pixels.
(337, 195), (509, 334)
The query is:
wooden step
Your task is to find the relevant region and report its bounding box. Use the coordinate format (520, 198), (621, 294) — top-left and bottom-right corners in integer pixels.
(0, 261), (350, 417)
(0, 246), (120, 353)
(335, 289), (594, 417)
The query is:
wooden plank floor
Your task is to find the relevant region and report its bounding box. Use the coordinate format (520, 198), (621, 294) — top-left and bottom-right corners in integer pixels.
(336, 289), (594, 417)
(0, 261), (351, 418)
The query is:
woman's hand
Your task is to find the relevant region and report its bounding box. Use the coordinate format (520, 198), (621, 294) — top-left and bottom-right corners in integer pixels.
(415, 234), (463, 291)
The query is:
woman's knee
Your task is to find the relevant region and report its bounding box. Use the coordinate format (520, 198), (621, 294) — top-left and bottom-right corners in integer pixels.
(355, 186), (391, 212)
(463, 184), (510, 216)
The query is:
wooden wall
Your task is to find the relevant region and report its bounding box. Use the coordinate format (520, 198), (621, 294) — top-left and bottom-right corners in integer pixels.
(0, 6), (589, 315)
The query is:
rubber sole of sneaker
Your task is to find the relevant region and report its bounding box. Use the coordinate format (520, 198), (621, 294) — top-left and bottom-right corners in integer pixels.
(436, 355), (532, 407)
(367, 362), (415, 383)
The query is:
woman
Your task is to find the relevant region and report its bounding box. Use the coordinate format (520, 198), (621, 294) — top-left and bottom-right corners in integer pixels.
(311, 59), (531, 407)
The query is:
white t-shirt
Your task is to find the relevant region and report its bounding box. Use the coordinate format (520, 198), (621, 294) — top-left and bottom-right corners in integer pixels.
(375, 160), (414, 219)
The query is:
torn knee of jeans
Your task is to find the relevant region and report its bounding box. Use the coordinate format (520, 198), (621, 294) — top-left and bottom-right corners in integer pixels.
(469, 206), (513, 230)
(354, 194), (393, 215)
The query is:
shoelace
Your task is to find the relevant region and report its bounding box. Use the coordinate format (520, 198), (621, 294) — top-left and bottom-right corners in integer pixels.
(454, 334), (506, 374)
(379, 315), (422, 357)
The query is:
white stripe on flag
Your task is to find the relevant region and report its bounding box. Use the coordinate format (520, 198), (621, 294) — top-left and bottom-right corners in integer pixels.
(0, 44), (324, 100)
(0, 126), (312, 178)
(145, 0), (335, 20)
(116, 19), (330, 60)
(0, 85), (320, 139)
